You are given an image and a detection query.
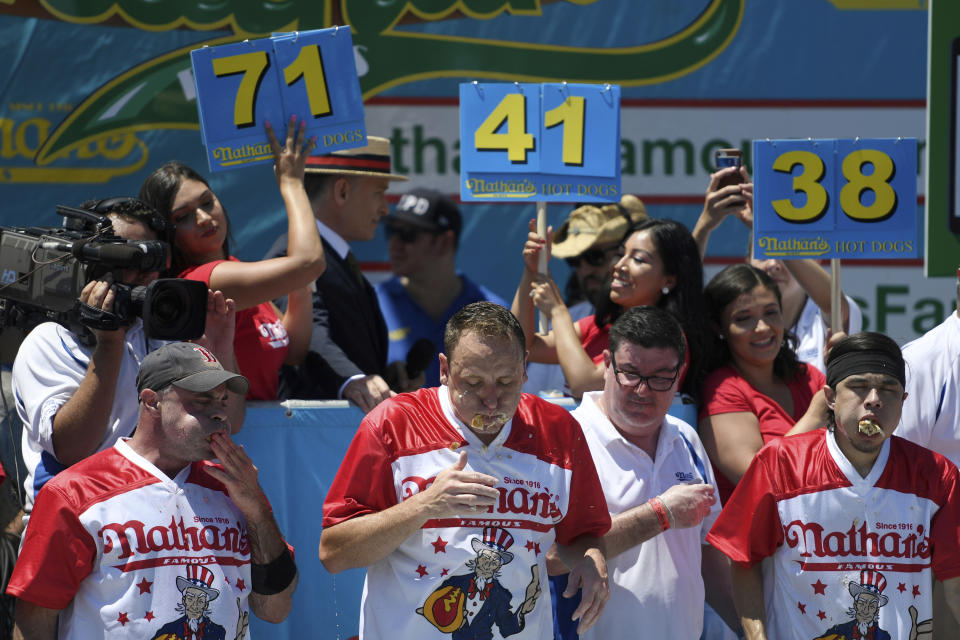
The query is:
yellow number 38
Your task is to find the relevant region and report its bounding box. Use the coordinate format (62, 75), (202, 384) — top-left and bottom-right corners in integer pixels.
(772, 148), (898, 223)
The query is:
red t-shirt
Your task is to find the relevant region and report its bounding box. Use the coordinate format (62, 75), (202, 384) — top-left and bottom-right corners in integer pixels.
(180, 258), (289, 400)
(698, 362), (826, 503)
(576, 316), (610, 364)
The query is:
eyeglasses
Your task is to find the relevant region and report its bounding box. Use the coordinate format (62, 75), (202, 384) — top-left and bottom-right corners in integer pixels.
(565, 247), (618, 268)
(610, 353), (679, 392)
(385, 223), (431, 244)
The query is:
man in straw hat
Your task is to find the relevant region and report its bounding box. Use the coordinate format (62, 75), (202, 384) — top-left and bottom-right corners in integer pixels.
(267, 135), (411, 411)
(8, 342), (297, 638)
(706, 332), (960, 639)
(523, 195), (647, 396)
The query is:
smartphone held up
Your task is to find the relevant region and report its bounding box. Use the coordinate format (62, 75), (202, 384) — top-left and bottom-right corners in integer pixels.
(714, 148), (743, 189)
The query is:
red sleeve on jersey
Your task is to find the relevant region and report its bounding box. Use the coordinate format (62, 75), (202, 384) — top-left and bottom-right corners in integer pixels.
(322, 417), (398, 528)
(891, 442), (960, 581)
(706, 447), (784, 567)
(552, 414), (611, 546)
(6, 484), (97, 608)
(931, 466), (960, 580)
(178, 259), (227, 284)
(699, 366), (751, 421)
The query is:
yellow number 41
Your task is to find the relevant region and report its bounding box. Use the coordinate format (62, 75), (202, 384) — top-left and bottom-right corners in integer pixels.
(474, 93), (586, 165)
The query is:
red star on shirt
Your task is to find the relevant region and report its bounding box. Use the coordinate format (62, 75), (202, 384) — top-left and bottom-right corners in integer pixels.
(898, 583), (907, 593)
(913, 585), (921, 597)
(817, 610), (826, 621)
(136, 578), (152, 595)
(440, 568), (450, 577)
(431, 536), (448, 553)
(144, 611), (155, 622)
(811, 579), (827, 595)
(524, 540), (541, 555)
(416, 565), (429, 577)
(117, 612), (130, 626)
(797, 602), (806, 614)
(236, 578), (246, 590)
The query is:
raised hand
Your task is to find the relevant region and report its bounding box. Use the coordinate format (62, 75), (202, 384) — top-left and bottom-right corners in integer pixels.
(522, 218), (552, 274)
(205, 433), (271, 523)
(266, 115), (316, 185)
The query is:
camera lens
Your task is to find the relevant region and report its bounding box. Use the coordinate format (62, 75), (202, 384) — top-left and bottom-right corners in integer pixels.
(140, 279), (207, 340)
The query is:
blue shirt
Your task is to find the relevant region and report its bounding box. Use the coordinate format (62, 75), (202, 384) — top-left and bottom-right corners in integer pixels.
(375, 274), (507, 387)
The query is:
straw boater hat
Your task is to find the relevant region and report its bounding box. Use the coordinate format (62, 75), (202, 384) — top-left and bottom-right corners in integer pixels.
(550, 194), (648, 259)
(304, 136), (408, 181)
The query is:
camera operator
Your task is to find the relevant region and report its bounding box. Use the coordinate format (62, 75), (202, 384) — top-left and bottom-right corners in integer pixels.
(12, 198), (243, 525)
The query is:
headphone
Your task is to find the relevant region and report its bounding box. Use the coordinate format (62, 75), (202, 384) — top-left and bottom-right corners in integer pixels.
(85, 197), (172, 236)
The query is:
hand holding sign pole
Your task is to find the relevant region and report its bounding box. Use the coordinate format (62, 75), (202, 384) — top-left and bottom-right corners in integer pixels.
(753, 137), (918, 336)
(460, 81), (621, 333)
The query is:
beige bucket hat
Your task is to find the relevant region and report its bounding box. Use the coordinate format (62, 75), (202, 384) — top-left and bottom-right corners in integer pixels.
(551, 195), (648, 259)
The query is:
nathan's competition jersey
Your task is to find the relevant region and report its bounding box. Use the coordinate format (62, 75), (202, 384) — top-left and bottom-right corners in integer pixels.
(323, 387), (611, 640)
(707, 430), (960, 640)
(8, 439), (254, 640)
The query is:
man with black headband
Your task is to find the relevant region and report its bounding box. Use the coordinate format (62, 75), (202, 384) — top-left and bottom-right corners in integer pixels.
(706, 332), (960, 640)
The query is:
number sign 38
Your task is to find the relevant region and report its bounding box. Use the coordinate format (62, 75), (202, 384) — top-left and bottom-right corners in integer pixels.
(753, 138), (918, 260)
(191, 27), (366, 172)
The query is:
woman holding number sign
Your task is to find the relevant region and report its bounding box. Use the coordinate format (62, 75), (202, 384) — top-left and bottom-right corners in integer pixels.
(513, 216), (708, 401)
(140, 116), (324, 401)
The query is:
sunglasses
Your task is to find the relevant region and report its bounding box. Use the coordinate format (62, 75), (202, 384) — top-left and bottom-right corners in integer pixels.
(565, 247), (618, 268)
(385, 224), (433, 244)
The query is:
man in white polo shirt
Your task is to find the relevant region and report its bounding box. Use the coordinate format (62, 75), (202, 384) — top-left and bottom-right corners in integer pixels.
(551, 306), (738, 640)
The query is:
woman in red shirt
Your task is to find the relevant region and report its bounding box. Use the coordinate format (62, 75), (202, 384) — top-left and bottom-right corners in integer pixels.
(139, 117), (325, 400)
(698, 263), (828, 503)
(513, 217), (707, 400)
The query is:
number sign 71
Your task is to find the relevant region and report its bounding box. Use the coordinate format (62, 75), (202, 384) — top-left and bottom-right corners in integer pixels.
(191, 27), (366, 172)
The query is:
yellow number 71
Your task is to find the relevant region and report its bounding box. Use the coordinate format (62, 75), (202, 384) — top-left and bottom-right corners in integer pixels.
(212, 45), (333, 128)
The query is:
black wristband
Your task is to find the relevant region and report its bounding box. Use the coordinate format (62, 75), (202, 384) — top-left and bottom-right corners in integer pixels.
(251, 546), (297, 595)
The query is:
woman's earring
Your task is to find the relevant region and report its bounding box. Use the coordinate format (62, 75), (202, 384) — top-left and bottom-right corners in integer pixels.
(661, 286), (670, 295)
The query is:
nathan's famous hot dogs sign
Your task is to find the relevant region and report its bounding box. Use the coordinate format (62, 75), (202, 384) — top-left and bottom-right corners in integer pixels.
(752, 138), (918, 260)
(190, 26), (366, 172)
(459, 82), (621, 203)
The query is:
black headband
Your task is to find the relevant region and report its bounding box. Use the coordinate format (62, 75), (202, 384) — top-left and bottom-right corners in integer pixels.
(826, 350), (906, 388)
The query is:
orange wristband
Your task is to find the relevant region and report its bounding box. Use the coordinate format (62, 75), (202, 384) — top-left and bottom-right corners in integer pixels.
(649, 496), (670, 531)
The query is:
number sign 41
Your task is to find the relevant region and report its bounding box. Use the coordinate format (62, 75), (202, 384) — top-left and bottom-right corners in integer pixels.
(753, 138), (918, 260)
(459, 82), (621, 203)
(191, 27), (366, 172)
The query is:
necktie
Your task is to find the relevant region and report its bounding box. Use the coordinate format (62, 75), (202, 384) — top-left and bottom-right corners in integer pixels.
(345, 252), (364, 286)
